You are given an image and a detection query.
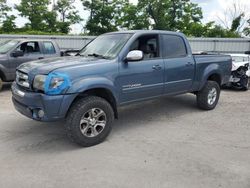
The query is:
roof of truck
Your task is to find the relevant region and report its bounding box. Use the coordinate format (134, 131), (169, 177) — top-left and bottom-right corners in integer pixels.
(5, 39), (55, 43)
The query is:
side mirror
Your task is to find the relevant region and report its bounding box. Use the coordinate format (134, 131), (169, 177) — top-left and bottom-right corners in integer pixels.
(12, 50), (24, 57)
(125, 50), (143, 62)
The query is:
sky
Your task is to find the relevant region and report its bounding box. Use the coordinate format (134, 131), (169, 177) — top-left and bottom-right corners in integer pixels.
(6, 0), (250, 34)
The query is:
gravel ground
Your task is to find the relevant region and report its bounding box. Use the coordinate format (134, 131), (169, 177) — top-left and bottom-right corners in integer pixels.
(0, 83), (250, 188)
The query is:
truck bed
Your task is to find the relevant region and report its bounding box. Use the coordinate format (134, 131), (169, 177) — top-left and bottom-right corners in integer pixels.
(192, 54), (232, 90)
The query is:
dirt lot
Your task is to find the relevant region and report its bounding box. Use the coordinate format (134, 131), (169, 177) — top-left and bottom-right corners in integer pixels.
(0, 83), (250, 188)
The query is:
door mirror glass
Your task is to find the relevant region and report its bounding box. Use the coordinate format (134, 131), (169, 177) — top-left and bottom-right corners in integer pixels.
(12, 50), (24, 57)
(126, 50), (143, 61)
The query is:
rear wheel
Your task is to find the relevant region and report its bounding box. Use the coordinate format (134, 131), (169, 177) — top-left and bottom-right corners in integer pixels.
(197, 81), (220, 110)
(242, 78), (249, 91)
(65, 96), (114, 147)
(0, 77), (3, 91)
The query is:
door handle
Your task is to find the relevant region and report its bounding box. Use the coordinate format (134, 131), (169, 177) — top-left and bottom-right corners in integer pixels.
(38, 57), (44, 59)
(186, 62), (193, 66)
(152, 64), (162, 70)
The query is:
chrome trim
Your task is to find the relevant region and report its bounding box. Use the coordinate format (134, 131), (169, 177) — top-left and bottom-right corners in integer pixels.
(165, 79), (192, 84)
(12, 85), (25, 97)
(16, 71), (30, 88)
(122, 83), (164, 92)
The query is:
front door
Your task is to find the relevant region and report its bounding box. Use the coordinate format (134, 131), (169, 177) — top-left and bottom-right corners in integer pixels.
(9, 41), (44, 76)
(118, 34), (164, 104)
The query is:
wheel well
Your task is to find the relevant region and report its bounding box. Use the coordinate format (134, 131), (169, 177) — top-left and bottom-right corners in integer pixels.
(0, 70), (6, 81)
(208, 74), (221, 86)
(73, 88), (118, 119)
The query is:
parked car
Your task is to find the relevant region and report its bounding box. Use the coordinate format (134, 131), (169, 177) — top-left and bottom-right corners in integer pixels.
(0, 39), (61, 91)
(225, 54), (249, 90)
(11, 30), (232, 147)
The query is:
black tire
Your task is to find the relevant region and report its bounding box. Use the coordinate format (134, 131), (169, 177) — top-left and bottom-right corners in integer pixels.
(196, 81), (220, 110)
(0, 77), (3, 91)
(242, 79), (249, 91)
(66, 96), (114, 147)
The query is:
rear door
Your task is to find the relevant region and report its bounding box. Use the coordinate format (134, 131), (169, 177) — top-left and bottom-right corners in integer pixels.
(41, 41), (58, 58)
(118, 34), (164, 103)
(161, 34), (195, 94)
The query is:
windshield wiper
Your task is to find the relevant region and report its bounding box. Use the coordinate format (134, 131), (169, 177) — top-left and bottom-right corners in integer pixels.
(87, 53), (109, 59)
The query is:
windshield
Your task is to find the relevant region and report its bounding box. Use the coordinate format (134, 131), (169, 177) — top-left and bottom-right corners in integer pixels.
(80, 34), (132, 59)
(0, 40), (19, 54)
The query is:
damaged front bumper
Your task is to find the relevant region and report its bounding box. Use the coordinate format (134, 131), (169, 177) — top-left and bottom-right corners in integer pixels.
(12, 82), (77, 122)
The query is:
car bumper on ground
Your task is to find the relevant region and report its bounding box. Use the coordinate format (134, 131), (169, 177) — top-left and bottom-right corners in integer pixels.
(11, 82), (77, 122)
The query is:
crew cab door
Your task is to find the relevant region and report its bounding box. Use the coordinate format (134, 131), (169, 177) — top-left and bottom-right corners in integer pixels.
(161, 34), (195, 94)
(118, 34), (164, 103)
(41, 41), (59, 58)
(9, 41), (44, 75)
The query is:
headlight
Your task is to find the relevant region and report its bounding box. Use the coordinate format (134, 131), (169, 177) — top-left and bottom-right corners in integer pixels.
(33, 73), (71, 95)
(49, 77), (65, 89)
(33, 75), (47, 91)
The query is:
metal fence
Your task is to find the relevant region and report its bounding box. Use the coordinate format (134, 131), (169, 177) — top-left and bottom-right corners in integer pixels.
(0, 34), (250, 53)
(189, 38), (250, 53)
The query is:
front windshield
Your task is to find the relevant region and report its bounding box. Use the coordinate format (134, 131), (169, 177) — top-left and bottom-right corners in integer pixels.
(0, 40), (19, 54)
(80, 34), (132, 59)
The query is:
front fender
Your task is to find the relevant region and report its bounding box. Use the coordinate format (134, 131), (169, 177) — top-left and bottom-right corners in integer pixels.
(67, 77), (119, 101)
(199, 63), (222, 90)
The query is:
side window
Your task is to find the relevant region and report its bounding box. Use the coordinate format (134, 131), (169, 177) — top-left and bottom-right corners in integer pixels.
(129, 35), (159, 59)
(43, 42), (56, 54)
(16, 42), (41, 54)
(162, 35), (187, 58)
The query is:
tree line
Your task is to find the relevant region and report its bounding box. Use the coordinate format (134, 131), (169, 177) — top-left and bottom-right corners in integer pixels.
(0, 0), (249, 37)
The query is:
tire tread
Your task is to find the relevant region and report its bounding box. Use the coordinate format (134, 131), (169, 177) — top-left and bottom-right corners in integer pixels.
(65, 96), (114, 147)
(197, 81), (220, 110)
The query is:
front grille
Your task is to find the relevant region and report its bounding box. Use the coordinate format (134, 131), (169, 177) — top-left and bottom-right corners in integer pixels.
(16, 71), (30, 89)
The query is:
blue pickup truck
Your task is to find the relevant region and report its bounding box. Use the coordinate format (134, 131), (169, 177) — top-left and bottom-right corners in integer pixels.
(11, 30), (232, 147)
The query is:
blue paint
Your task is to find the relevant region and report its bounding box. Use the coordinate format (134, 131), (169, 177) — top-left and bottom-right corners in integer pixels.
(44, 72), (71, 95)
(11, 30), (232, 122)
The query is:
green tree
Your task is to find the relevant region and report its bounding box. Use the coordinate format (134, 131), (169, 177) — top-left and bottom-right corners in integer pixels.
(15, 0), (50, 31)
(230, 13), (244, 32)
(55, 0), (82, 33)
(116, 0), (150, 30)
(82, 0), (119, 35)
(243, 18), (250, 36)
(0, 0), (10, 21)
(1, 15), (17, 33)
(0, 0), (16, 33)
(43, 10), (58, 33)
(137, 0), (203, 31)
(206, 24), (240, 38)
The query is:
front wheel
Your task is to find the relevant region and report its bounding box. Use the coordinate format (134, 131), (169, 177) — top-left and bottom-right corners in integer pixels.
(65, 96), (114, 147)
(196, 81), (220, 110)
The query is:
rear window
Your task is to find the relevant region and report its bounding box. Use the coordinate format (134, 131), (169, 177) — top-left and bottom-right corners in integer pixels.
(162, 35), (187, 58)
(43, 42), (56, 54)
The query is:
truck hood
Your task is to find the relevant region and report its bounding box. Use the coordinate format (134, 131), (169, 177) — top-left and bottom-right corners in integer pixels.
(17, 56), (109, 75)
